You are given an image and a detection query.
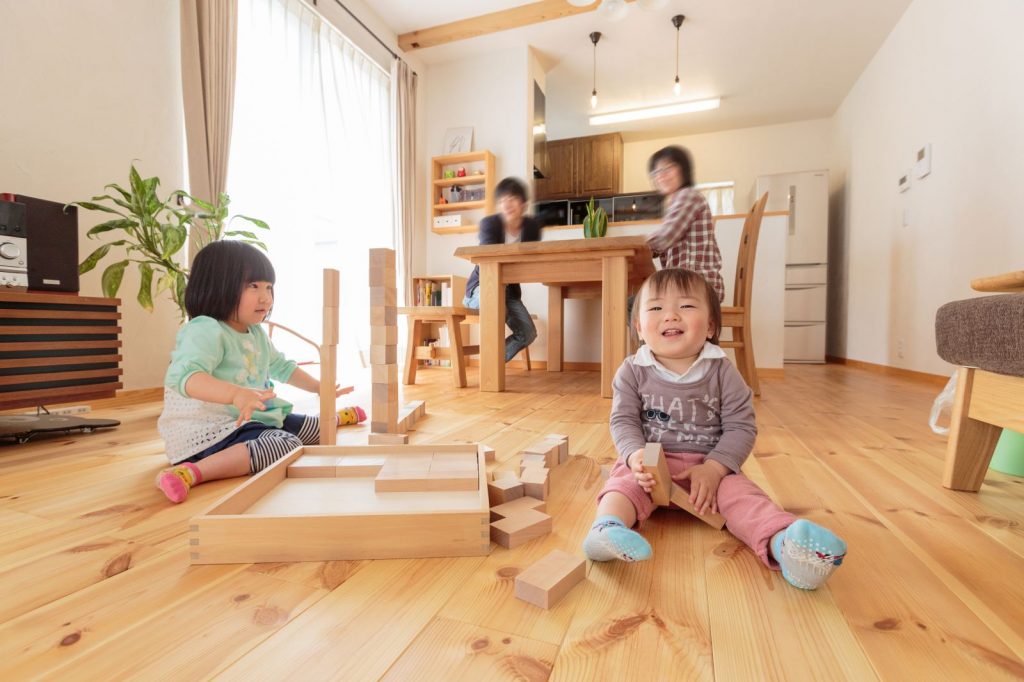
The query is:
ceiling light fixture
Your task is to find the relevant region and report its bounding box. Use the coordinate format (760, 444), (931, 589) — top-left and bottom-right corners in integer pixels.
(567, 0), (597, 6)
(589, 97), (721, 126)
(589, 31), (601, 109)
(598, 0), (629, 22)
(672, 14), (685, 96)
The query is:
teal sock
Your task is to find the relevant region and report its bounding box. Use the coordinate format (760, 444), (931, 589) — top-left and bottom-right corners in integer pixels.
(771, 519), (847, 590)
(582, 514), (652, 562)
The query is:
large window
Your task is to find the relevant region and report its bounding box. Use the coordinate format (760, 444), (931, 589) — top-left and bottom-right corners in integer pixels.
(229, 0), (394, 387)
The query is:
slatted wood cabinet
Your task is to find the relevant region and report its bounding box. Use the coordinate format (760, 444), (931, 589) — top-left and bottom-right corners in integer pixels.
(0, 292), (122, 409)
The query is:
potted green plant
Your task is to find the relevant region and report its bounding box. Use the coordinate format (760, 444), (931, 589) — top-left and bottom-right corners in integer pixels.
(582, 197), (608, 238)
(72, 164), (268, 319)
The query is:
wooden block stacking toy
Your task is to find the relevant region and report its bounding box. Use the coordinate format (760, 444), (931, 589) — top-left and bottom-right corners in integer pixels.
(369, 248), (400, 435)
(643, 442), (672, 507)
(670, 483), (727, 530)
(520, 466), (549, 500)
(264, 269), (342, 446)
(514, 549), (586, 609)
(489, 507), (552, 549)
(367, 250), (427, 442)
(545, 433), (569, 464)
(487, 477), (524, 506)
(480, 444), (496, 463)
(489, 496), (546, 522)
(523, 440), (559, 468)
(189, 443), (489, 563)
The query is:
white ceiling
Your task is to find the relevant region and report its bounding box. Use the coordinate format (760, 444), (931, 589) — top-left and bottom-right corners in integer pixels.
(370, 0), (913, 141)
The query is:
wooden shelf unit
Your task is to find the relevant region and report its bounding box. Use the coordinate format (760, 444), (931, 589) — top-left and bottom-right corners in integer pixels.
(0, 291), (122, 409)
(431, 150), (495, 235)
(411, 274), (467, 308)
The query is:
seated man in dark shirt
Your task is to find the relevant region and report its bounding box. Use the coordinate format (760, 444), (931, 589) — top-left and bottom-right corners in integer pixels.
(463, 177), (541, 362)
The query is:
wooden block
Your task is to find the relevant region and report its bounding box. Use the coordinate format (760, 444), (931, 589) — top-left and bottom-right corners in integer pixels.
(430, 452), (478, 473)
(487, 477), (524, 506)
(370, 420), (392, 433)
(545, 434), (569, 465)
(323, 269), (340, 307)
(370, 344), (398, 365)
(368, 265), (396, 287)
(322, 306), (339, 345)
(371, 363), (398, 384)
(489, 495), (547, 522)
(398, 401), (422, 429)
(372, 401), (398, 424)
(414, 401), (427, 418)
(369, 248), (396, 269)
(335, 455), (386, 477)
(370, 286), (398, 307)
(669, 483), (726, 529)
(370, 305), (397, 326)
(643, 442), (671, 507)
(374, 454), (430, 490)
(514, 549), (586, 609)
(286, 455), (339, 478)
(490, 508), (552, 549)
(372, 381), (398, 404)
(368, 432), (408, 446)
(519, 452), (547, 475)
(479, 443), (495, 463)
(519, 466), (549, 500)
(491, 469), (518, 482)
(523, 441), (558, 468)
(371, 325), (398, 346)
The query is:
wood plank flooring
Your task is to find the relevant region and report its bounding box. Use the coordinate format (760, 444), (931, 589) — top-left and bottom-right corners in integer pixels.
(1, 364), (1022, 680)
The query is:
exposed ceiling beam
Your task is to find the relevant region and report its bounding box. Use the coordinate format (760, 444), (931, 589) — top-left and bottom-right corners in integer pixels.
(398, 0), (636, 52)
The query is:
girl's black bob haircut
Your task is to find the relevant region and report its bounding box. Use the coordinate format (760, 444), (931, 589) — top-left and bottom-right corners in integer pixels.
(185, 241), (275, 321)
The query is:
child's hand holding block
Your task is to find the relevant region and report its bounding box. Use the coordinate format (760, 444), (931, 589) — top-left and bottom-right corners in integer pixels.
(670, 483), (726, 529)
(642, 442), (671, 506)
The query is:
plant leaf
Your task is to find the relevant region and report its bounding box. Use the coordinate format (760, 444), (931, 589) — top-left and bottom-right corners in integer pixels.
(104, 183), (132, 201)
(71, 201), (124, 215)
(161, 224), (188, 259)
(234, 214), (270, 230)
(137, 262), (154, 312)
(156, 271), (175, 296)
(79, 244), (111, 274)
(87, 218), (136, 237)
(224, 230), (259, 241)
(100, 260), (129, 298)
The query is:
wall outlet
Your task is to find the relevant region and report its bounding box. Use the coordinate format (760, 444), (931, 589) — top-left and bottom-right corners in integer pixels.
(897, 172), (911, 193)
(897, 339), (905, 359)
(914, 143), (931, 178)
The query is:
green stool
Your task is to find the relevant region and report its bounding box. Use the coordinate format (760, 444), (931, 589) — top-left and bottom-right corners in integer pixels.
(990, 428), (1024, 476)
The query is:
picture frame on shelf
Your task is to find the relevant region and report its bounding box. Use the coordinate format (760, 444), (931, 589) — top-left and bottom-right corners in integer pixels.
(443, 127), (473, 154)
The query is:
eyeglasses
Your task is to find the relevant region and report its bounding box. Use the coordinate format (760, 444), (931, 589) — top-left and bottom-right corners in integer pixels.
(643, 409), (671, 423)
(649, 165), (677, 180)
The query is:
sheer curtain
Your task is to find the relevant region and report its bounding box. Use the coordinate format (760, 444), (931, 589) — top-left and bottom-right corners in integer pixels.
(228, 0), (394, 391)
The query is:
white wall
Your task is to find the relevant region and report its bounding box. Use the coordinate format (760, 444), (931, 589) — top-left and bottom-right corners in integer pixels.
(622, 118), (834, 210)
(0, 0), (184, 391)
(829, 0), (1024, 375)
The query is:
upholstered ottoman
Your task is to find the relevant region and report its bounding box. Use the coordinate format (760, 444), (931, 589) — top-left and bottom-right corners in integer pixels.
(935, 283), (1024, 491)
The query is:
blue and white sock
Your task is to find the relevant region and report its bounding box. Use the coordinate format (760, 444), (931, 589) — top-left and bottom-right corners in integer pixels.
(771, 519), (847, 590)
(582, 515), (652, 562)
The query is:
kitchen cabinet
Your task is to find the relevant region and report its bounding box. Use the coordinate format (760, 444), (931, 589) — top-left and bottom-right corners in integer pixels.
(537, 133), (622, 200)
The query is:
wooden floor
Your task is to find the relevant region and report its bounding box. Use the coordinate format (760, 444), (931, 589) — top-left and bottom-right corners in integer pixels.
(1, 364), (1022, 680)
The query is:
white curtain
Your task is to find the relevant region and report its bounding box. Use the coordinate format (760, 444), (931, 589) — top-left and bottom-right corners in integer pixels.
(228, 0), (394, 388)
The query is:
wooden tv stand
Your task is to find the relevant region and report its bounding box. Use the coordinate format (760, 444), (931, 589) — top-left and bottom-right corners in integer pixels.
(0, 291), (122, 410)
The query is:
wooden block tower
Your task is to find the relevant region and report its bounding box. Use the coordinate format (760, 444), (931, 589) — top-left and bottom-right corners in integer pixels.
(320, 269), (339, 445)
(369, 248), (399, 436)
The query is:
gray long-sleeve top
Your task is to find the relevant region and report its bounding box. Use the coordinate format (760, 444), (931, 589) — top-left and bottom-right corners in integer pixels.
(609, 354), (757, 473)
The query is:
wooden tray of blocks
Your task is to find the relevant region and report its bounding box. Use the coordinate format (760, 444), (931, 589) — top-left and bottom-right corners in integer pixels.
(189, 444), (490, 564)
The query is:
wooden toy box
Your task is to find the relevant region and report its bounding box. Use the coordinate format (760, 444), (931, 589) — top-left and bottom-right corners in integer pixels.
(189, 444), (490, 564)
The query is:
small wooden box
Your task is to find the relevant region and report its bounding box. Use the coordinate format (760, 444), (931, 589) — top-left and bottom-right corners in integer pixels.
(189, 444), (490, 564)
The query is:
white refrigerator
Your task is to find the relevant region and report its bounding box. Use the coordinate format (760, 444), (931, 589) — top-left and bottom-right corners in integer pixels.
(755, 170), (829, 363)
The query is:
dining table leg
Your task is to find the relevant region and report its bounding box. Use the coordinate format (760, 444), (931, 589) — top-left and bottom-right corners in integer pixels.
(547, 285), (563, 372)
(601, 256), (628, 398)
(479, 261), (505, 392)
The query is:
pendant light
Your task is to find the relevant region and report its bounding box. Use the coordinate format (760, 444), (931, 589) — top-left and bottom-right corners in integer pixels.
(672, 14), (685, 96)
(590, 31), (602, 109)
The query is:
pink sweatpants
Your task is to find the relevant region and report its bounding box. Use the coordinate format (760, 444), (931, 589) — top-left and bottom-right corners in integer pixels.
(598, 451), (796, 568)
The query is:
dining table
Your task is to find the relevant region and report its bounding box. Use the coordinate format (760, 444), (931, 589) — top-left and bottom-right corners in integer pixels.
(454, 235), (654, 398)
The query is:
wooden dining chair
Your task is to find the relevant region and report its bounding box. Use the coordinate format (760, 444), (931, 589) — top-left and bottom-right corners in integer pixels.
(720, 192), (769, 396)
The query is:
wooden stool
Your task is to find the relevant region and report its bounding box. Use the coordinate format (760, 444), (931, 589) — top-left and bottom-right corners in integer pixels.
(400, 306), (478, 388)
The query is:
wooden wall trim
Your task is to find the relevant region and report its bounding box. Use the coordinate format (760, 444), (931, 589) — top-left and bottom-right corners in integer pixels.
(826, 355), (948, 388)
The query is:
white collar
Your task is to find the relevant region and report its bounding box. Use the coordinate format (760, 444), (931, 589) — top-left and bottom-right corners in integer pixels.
(634, 341), (726, 383)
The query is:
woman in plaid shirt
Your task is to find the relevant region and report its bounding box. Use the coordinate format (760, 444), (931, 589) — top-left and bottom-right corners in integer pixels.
(646, 146), (725, 302)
